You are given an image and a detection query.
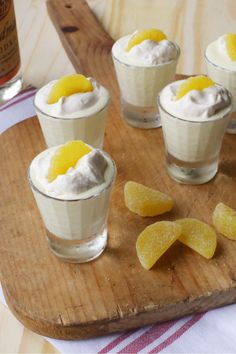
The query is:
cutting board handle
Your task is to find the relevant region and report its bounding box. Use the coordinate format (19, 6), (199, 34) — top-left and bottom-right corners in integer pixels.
(47, 0), (114, 82)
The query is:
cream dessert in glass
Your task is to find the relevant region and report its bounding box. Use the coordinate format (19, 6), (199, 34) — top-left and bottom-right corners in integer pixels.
(28, 140), (116, 263)
(112, 29), (180, 129)
(158, 76), (232, 184)
(34, 74), (110, 148)
(205, 34), (236, 134)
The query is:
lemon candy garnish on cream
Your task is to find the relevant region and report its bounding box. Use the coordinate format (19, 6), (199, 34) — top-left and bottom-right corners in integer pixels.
(126, 28), (167, 52)
(47, 140), (92, 182)
(175, 76), (215, 100)
(226, 33), (236, 61)
(47, 74), (93, 104)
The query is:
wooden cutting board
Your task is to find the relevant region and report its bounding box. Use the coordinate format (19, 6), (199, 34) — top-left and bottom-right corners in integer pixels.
(1, 0), (236, 340)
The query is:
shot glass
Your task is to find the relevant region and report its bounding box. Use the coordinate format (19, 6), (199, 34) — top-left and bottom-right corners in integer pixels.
(158, 88), (232, 184)
(205, 53), (236, 134)
(28, 150), (116, 263)
(112, 44), (180, 129)
(34, 85), (110, 148)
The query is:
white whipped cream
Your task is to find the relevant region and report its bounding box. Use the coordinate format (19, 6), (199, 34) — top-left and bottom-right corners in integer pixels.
(112, 33), (179, 66)
(160, 80), (232, 121)
(30, 145), (114, 200)
(206, 35), (236, 71)
(34, 78), (109, 118)
(217, 35), (230, 60)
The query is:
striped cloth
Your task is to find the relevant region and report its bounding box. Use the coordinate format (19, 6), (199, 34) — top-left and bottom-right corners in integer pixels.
(0, 86), (37, 133)
(1, 87), (236, 353)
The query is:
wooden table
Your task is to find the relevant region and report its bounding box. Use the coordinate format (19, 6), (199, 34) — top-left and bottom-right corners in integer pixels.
(1, 0), (235, 352)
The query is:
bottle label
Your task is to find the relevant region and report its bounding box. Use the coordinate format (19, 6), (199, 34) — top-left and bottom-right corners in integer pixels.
(0, 0), (20, 85)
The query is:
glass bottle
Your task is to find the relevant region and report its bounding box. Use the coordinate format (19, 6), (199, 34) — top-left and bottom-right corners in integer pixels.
(0, 0), (22, 104)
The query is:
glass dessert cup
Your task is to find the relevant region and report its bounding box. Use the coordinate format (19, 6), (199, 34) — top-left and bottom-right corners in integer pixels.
(112, 45), (180, 129)
(28, 151), (116, 263)
(33, 94), (110, 149)
(158, 93), (232, 185)
(205, 53), (236, 134)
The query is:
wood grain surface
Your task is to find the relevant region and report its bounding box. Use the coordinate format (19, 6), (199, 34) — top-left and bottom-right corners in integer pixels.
(0, 304), (58, 353)
(2, 0), (236, 352)
(13, 0), (236, 88)
(86, 0), (236, 76)
(14, 0), (75, 88)
(0, 0), (236, 340)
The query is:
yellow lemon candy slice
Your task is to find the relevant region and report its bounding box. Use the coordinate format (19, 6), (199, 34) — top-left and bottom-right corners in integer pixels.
(176, 218), (217, 259)
(136, 221), (182, 270)
(126, 28), (166, 52)
(175, 76), (214, 100)
(47, 140), (92, 182)
(226, 33), (236, 61)
(47, 74), (93, 104)
(213, 202), (236, 240)
(124, 181), (174, 217)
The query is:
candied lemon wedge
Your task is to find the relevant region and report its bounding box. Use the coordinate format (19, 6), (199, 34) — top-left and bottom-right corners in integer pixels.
(47, 140), (92, 182)
(213, 202), (236, 240)
(124, 181), (174, 217)
(126, 29), (166, 52)
(226, 33), (236, 61)
(176, 218), (217, 259)
(136, 221), (181, 270)
(175, 76), (214, 100)
(47, 74), (93, 104)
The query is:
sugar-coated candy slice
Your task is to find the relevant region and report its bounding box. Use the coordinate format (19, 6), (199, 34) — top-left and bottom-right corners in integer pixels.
(213, 202), (236, 240)
(226, 33), (236, 61)
(175, 76), (214, 100)
(124, 181), (174, 217)
(126, 29), (166, 52)
(176, 218), (217, 259)
(47, 74), (93, 104)
(47, 140), (92, 182)
(136, 221), (182, 270)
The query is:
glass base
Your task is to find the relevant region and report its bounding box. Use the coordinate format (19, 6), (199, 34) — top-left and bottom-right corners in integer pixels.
(46, 227), (107, 263)
(0, 75), (23, 104)
(227, 112), (236, 134)
(166, 153), (218, 185)
(121, 99), (161, 129)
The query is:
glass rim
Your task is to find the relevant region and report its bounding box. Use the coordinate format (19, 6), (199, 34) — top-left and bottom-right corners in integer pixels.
(204, 49), (236, 73)
(33, 89), (110, 121)
(157, 82), (233, 124)
(28, 150), (117, 202)
(111, 41), (180, 68)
